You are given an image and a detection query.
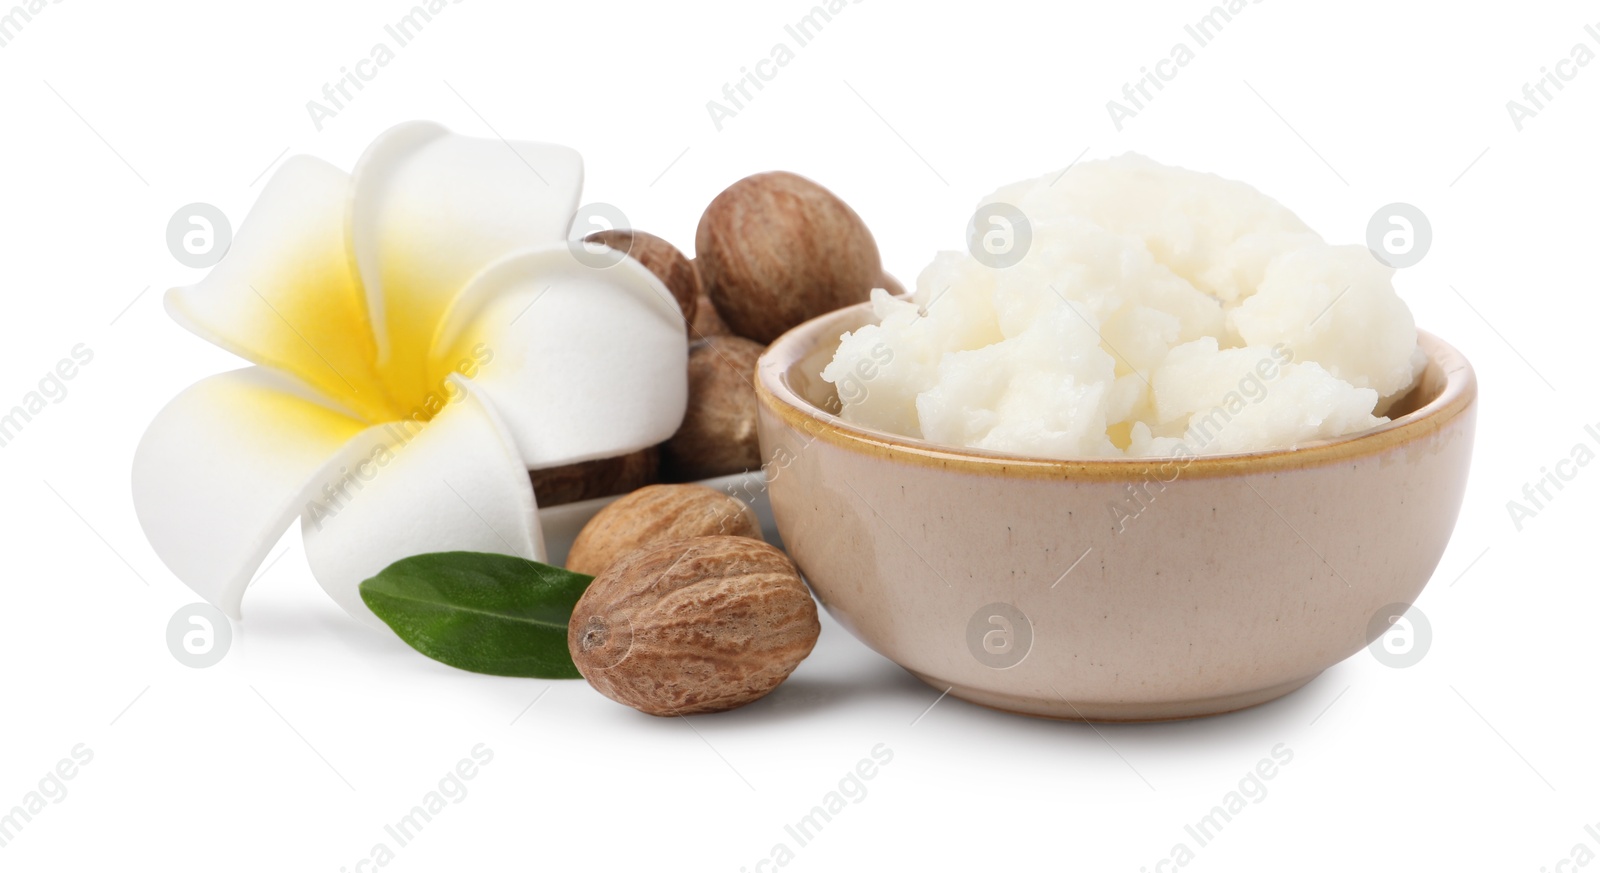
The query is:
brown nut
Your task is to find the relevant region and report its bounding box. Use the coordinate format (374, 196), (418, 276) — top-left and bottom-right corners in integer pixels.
(569, 536), (819, 716)
(662, 335), (764, 481)
(584, 229), (700, 330)
(566, 483), (761, 577)
(688, 288), (732, 339)
(529, 447), (660, 508)
(696, 171), (882, 343)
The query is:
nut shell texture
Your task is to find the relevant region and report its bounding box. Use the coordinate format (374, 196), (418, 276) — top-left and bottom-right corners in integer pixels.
(663, 335), (765, 481)
(565, 484), (760, 577)
(569, 536), (820, 716)
(696, 171), (881, 343)
(689, 289), (732, 338)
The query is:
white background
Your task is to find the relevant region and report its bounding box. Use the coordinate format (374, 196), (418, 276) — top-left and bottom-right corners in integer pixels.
(2, 0), (1596, 870)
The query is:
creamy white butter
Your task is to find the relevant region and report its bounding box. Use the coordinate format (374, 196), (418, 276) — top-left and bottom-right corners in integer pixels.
(822, 154), (1424, 459)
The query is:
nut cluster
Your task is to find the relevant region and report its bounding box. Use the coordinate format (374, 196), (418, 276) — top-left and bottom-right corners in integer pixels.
(563, 484), (816, 716)
(553, 172), (891, 715)
(562, 172), (889, 494)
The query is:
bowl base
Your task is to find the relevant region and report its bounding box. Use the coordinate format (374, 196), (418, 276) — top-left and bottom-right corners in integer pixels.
(908, 671), (1322, 723)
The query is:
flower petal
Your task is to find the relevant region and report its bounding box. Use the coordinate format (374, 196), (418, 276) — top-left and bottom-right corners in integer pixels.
(349, 121), (583, 410)
(300, 375), (544, 628)
(165, 156), (394, 423)
(432, 244), (689, 469)
(132, 368), (369, 618)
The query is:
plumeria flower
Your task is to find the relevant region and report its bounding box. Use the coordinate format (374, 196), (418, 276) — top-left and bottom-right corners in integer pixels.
(133, 121), (688, 628)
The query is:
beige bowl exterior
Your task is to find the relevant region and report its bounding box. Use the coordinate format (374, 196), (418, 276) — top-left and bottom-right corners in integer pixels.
(756, 303), (1477, 721)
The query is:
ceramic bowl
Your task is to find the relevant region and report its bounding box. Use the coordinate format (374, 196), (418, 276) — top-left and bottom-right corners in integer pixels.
(755, 302), (1477, 721)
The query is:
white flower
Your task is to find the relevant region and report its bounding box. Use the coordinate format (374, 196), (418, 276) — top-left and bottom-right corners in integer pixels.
(132, 122), (688, 628)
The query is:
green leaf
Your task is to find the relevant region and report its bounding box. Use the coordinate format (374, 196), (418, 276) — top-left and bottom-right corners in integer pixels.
(359, 552), (593, 679)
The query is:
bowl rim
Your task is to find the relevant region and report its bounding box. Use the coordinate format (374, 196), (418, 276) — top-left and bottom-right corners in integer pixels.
(755, 301), (1477, 481)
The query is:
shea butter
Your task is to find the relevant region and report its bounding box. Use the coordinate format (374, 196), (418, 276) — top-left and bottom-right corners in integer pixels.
(823, 155), (1424, 459)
